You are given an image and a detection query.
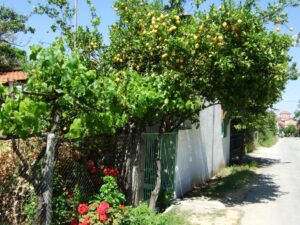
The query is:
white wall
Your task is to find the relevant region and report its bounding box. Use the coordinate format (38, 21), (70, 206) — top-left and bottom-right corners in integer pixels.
(174, 104), (230, 197)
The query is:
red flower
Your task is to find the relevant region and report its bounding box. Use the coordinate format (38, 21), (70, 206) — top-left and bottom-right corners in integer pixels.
(70, 219), (79, 225)
(96, 201), (110, 215)
(103, 168), (119, 176)
(112, 169), (119, 176)
(90, 166), (97, 174)
(103, 168), (110, 175)
(100, 164), (105, 169)
(86, 160), (94, 169)
(78, 204), (89, 215)
(99, 214), (108, 222)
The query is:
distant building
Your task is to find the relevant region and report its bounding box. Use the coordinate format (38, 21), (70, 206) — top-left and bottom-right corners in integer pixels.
(277, 110), (297, 129)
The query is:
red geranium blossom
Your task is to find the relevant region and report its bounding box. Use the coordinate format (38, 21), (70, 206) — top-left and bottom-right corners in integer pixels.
(103, 168), (110, 175)
(78, 204), (89, 215)
(111, 169), (119, 176)
(86, 160), (94, 169)
(103, 168), (119, 176)
(70, 219), (79, 225)
(96, 201), (110, 215)
(99, 214), (108, 222)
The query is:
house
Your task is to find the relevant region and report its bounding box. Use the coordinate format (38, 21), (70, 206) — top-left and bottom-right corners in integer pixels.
(277, 110), (297, 129)
(0, 69), (27, 86)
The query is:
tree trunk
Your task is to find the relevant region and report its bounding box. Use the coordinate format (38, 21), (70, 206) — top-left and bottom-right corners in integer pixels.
(131, 133), (145, 206)
(34, 193), (45, 225)
(122, 133), (133, 202)
(149, 131), (163, 211)
(34, 133), (58, 225)
(148, 158), (161, 211)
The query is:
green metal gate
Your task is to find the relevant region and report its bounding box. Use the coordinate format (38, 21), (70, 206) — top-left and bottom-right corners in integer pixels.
(143, 133), (177, 200)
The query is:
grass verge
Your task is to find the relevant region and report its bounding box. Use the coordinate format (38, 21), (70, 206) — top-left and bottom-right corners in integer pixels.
(163, 209), (188, 225)
(186, 161), (257, 199)
(257, 135), (278, 148)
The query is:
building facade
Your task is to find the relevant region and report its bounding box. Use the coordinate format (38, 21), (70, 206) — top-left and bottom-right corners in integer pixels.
(277, 110), (297, 129)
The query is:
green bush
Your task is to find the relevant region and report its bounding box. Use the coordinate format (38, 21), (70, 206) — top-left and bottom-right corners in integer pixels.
(92, 175), (125, 207)
(258, 130), (278, 147)
(122, 204), (185, 225)
(283, 125), (298, 137)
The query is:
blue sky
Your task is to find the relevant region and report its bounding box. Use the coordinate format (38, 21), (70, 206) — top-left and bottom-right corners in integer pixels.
(1, 0), (299, 115)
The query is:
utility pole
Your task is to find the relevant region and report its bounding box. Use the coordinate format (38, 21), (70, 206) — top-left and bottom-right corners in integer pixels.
(74, 0), (78, 48)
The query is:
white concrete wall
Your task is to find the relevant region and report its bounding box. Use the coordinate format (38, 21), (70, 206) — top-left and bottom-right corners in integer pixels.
(174, 104), (230, 197)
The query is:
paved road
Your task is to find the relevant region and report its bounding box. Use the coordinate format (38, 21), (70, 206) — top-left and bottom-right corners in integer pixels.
(238, 138), (300, 225)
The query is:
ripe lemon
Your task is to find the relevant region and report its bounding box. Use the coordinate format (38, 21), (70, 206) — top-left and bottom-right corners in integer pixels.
(161, 53), (168, 59)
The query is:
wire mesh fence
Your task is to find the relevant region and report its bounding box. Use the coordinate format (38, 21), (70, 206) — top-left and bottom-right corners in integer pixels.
(0, 134), (135, 225)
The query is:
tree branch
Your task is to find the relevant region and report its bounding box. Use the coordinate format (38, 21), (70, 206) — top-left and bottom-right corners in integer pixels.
(21, 90), (63, 100)
(11, 138), (29, 170)
(31, 146), (46, 174)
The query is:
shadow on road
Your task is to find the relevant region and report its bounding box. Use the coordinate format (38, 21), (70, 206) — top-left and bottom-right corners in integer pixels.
(221, 155), (288, 206)
(184, 155), (288, 207)
(222, 173), (286, 206)
(245, 155), (283, 168)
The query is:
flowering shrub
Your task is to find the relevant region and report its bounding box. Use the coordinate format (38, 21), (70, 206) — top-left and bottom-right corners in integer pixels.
(71, 200), (127, 225)
(71, 162), (127, 225)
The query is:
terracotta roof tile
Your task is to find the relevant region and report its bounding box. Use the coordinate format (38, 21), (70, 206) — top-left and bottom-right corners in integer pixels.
(280, 110), (291, 114)
(0, 70), (27, 84)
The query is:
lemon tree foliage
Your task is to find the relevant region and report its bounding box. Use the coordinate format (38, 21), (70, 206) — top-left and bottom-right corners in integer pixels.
(107, 0), (297, 124)
(195, 1), (296, 117)
(106, 0), (205, 131)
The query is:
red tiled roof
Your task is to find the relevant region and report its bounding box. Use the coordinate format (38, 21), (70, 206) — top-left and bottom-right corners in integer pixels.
(0, 70), (27, 84)
(280, 110), (291, 114)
